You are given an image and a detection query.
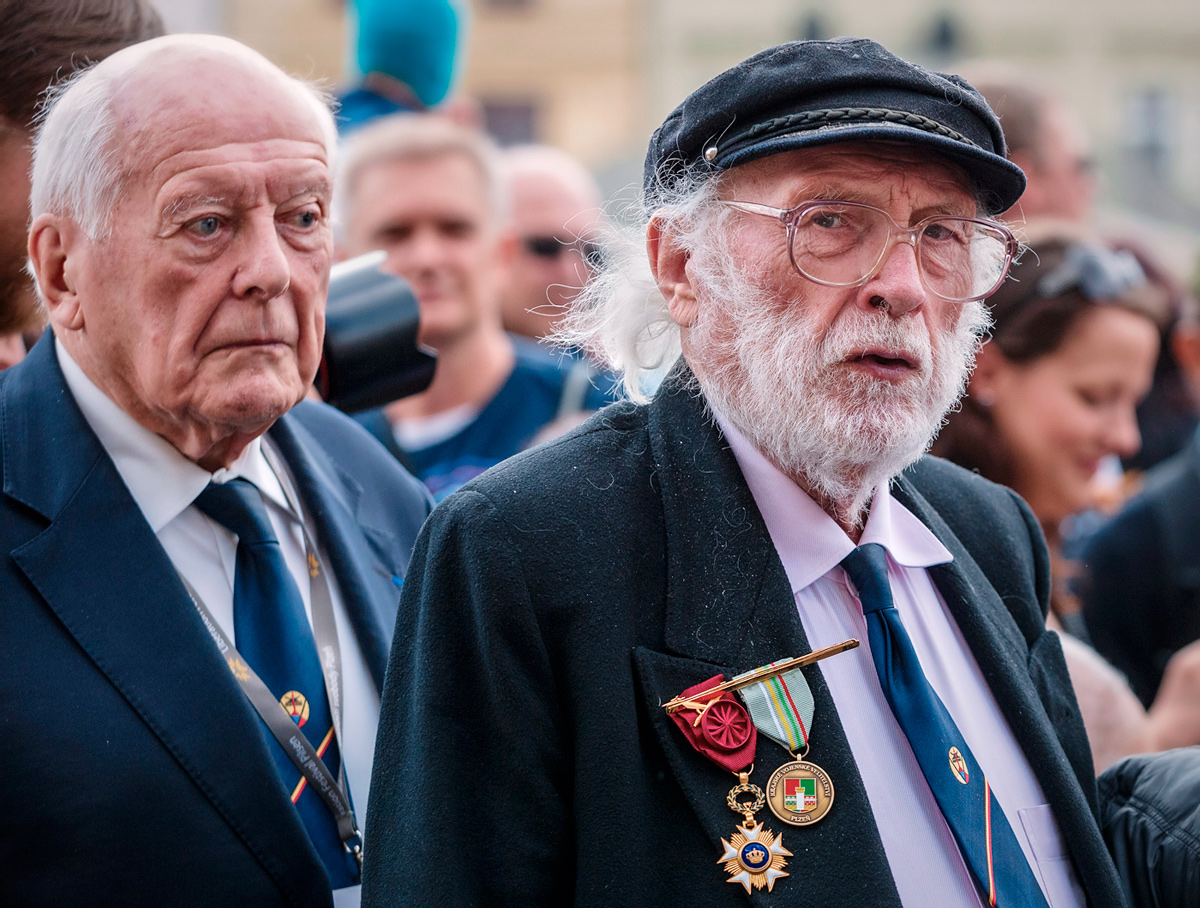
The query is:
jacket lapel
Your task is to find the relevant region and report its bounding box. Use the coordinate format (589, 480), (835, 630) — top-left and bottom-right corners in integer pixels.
(4, 340), (332, 908)
(268, 413), (402, 690)
(634, 379), (901, 905)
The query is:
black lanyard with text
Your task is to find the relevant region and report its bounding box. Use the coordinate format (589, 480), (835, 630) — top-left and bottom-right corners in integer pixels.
(180, 449), (363, 868)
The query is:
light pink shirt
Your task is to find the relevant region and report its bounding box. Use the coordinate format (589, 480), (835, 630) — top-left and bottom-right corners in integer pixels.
(713, 410), (1085, 908)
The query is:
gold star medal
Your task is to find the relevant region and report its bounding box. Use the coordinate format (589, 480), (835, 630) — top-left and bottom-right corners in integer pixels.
(719, 773), (791, 892)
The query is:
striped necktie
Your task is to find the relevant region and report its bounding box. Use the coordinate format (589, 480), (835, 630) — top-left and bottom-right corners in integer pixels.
(195, 478), (358, 887)
(840, 543), (1048, 907)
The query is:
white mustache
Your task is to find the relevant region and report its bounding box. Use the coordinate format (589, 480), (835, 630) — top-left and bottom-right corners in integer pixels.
(819, 312), (933, 373)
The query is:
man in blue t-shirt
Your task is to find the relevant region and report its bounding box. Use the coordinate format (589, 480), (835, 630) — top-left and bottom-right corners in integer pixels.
(338, 115), (615, 500)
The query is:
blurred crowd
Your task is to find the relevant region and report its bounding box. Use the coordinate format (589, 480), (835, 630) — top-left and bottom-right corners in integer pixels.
(4, 2), (1200, 907)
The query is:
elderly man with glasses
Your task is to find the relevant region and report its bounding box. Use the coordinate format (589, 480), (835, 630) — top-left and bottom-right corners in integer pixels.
(363, 39), (1128, 908)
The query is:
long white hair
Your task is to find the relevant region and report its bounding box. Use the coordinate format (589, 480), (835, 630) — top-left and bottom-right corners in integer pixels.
(555, 166), (722, 402)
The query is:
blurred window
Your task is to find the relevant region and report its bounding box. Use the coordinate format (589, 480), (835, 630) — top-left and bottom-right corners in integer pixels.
(481, 100), (537, 146)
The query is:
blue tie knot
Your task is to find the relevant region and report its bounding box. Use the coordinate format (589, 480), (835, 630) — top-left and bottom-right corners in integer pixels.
(840, 543), (894, 615)
(194, 478), (278, 547)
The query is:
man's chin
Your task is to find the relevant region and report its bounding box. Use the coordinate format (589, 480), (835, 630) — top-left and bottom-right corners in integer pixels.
(193, 370), (306, 429)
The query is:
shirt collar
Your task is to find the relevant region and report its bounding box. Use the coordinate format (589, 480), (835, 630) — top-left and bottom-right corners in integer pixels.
(56, 339), (291, 531)
(710, 405), (952, 595)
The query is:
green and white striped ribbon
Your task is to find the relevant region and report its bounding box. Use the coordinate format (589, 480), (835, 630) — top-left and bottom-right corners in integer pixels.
(734, 660), (815, 754)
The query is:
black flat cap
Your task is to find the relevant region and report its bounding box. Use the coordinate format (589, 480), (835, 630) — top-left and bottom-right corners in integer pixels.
(644, 37), (1026, 213)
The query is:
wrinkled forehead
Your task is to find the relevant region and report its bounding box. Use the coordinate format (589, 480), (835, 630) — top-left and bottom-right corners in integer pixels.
(108, 44), (332, 180)
(719, 141), (977, 208)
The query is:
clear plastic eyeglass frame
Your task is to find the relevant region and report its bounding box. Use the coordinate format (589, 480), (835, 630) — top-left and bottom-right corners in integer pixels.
(719, 198), (1019, 303)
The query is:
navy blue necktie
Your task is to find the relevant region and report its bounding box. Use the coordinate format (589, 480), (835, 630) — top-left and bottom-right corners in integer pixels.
(840, 543), (1048, 907)
(195, 478), (358, 886)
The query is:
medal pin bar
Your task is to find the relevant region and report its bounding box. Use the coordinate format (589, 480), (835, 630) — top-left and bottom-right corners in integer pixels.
(663, 639), (859, 718)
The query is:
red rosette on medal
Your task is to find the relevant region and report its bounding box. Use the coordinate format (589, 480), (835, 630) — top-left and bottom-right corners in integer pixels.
(668, 674), (757, 773)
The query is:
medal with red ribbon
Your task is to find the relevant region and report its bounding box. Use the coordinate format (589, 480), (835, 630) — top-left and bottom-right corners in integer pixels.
(666, 675), (789, 893)
(667, 674), (758, 772)
(663, 639), (859, 893)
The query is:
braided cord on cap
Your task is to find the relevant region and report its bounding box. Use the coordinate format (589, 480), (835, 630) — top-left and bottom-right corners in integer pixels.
(711, 107), (979, 164)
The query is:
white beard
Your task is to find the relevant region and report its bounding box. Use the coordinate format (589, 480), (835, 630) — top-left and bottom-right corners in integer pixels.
(686, 243), (989, 528)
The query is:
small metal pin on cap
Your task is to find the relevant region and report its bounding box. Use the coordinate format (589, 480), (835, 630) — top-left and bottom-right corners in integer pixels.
(704, 145), (719, 162)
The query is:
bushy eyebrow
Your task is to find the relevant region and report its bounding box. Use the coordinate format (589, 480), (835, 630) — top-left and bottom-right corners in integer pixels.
(809, 184), (866, 203)
(160, 177), (333, 219)
(289, 181), (333, 204)
(161, 194), (226, 221)
(787, 184), (974, 218)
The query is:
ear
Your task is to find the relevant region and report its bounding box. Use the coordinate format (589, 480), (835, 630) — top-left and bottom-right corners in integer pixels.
(28, 214), (85, 331)
(646, 214), (700, 327)
(1171, 324), (1200, 392)
(968, 339), (1007, 406)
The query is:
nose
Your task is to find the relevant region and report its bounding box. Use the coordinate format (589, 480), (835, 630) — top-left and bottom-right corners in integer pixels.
(1107, 404), (1143, 460)
(388, 226), (447, 280)
(860, 235), (927, 317)
(233, 216), (290, 301)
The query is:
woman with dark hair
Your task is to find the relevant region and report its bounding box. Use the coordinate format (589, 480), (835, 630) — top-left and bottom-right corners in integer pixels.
(935, 233), (1165, 625)
(933, 229), (1200, 771)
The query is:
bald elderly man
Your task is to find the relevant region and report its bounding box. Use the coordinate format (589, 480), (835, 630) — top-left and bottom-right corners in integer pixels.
(499, 144), (605, 342)
(1, 35), (430, 908)
(364, 38), (1128, 907)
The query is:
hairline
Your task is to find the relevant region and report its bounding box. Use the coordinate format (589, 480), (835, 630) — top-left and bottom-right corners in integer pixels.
(337, 116), (507, 232)
(30, 41), (338, 242)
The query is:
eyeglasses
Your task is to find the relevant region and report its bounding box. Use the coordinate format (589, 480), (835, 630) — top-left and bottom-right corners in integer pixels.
(522, 236), (606, 270)
(719, 199), (1019, 303)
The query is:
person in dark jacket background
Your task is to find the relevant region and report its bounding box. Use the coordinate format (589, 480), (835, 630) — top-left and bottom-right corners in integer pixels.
(1099, 747), (1200, 908)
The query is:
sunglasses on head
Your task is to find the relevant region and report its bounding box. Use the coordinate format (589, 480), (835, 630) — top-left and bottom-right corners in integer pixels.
(522, 236), (605, 269)
(1036, 243), (1147, 301)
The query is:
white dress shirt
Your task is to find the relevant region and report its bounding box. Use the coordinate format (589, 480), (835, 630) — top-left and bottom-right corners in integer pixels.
(713, 409), (1086, 908)
(58, 341), (375, 906)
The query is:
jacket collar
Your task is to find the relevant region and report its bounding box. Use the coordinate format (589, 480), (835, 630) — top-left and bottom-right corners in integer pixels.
(648, 376), (811, 671)
(267, 411), (397, 687)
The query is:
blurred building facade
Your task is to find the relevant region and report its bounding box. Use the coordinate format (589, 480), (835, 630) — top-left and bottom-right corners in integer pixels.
(157, 0), (1200, 267)
(464, 0), (1200, 268)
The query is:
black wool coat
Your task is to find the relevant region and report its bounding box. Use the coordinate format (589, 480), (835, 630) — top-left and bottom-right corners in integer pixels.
(363, 377), (1127, 908)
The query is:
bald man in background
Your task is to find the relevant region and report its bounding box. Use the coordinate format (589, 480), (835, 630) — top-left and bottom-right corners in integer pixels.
(499, 144), (605, 343)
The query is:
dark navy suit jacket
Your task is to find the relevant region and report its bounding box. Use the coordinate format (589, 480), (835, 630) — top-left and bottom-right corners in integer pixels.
(363, 374), (1127, 908)
(0, 337), (431, 908)
(1082, 431), (1200, 707)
